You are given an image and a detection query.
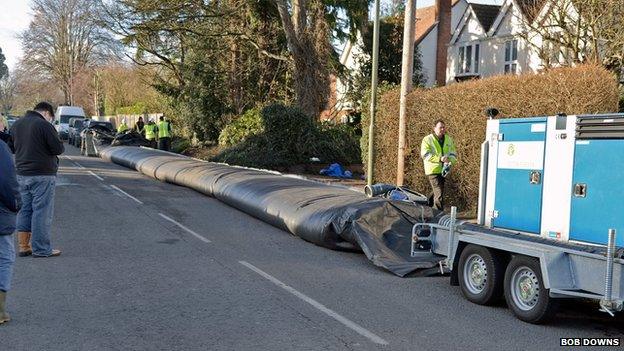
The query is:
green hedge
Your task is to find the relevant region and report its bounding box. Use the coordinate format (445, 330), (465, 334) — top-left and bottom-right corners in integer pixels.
(213, 104), (361, 168)
(218, 108), (263, 146)
(364, 65), (620, 213)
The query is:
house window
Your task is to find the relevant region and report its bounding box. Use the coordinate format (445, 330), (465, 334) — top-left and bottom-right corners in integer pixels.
(458, 44), (480, 75)
(504, 39), (518, 74)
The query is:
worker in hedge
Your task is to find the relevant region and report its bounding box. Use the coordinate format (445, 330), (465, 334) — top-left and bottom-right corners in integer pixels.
(143, 118), (158, 148)
(420, 119), (458, 211)
(157, 115), (172, 151)
(117, 118), (129, 134)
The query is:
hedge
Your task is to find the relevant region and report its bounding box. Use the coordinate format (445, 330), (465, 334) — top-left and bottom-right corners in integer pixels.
(213, 104), (361, 168)
(363, 65), (620, 214)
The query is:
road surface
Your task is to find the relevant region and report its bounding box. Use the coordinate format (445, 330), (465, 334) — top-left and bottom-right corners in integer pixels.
(2, 145), (623, 350)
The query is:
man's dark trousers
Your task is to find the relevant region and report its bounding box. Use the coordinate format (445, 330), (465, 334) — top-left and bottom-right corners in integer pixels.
(158, 137), (170, 151)
(427, 174), (445, 211)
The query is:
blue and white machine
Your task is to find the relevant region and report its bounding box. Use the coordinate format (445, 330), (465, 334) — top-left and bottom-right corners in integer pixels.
(481, 113), (624, 248)
(410, 113), (623, 324)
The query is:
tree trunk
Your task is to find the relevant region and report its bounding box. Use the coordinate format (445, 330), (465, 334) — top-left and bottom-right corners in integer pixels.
(274, 0), (330, 118)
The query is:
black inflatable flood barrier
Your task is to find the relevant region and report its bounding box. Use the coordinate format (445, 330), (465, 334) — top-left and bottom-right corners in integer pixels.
(100, 146), (446, 277)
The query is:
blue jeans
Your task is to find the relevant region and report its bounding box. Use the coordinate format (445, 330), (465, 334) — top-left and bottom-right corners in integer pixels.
(16, 175), (56, 256)
(0, 234), (15, 292)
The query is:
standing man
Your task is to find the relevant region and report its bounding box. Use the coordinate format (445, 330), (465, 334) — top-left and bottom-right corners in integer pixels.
(420, 120), (457, 211)
(134, 116), (145, 136)
(144, 118), (158, 148)
(0, 136), (20, 324)
(157, 116), (172, 151)
(9, 102), (64, 257)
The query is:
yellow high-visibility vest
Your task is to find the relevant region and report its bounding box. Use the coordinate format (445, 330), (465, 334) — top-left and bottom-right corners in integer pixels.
(420, 134), (458, 175)
(158, 121), (171, 138)
(144, 124), (157, 140)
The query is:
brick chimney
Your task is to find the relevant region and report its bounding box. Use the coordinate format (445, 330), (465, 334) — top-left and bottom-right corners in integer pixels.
(435, 0), (452, 86)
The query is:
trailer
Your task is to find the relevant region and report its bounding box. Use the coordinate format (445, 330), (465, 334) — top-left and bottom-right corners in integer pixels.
(411, 113), (624, 323)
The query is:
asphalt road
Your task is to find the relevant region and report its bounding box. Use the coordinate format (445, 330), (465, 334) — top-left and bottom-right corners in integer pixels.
(2, 144), (623, 351)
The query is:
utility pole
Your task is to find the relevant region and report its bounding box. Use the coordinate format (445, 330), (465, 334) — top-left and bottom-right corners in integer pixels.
(366, 0), (382, 187)
(396, 0), (417, 186)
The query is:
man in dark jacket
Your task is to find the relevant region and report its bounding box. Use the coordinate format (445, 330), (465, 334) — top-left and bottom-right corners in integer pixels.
(134, 116), (145, 136)
(9, 102), (64, 258)
(0, 138), (20, 324)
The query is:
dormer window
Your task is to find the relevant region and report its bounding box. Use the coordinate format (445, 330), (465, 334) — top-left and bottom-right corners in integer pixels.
(458, 43), (480, 75)
(504, 39), (518, 74)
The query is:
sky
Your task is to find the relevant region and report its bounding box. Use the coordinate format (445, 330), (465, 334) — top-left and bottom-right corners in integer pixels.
(0, 1), (31, 71)
(0, 0), (504, 72)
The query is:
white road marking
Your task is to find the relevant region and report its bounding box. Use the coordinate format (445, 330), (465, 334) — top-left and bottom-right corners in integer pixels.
(64, 155), (104, 180)
(88, 171), (104, 181)
(110, 185), (144, 204)
(158, 213), (212, 243)
(238, 261), (389, 346)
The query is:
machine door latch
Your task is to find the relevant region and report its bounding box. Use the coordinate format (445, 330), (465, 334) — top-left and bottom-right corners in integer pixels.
(574, 183), (587, 197)
(529, 171), (541, 185)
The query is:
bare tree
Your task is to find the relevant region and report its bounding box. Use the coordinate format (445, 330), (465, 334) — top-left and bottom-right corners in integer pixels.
(518, 0), (624, 74)
(273, 0), (335, 118)
(20, 0), (119, 105)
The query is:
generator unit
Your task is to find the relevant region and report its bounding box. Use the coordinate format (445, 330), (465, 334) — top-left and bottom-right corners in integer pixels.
(479, 113), (624, 247)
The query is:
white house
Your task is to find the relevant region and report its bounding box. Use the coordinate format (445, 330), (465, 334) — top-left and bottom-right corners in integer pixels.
(416, 0), (468, 87)
(334, 0), (581, 116)
(446, 0), (579, 84)
(335, 0), (468, 112)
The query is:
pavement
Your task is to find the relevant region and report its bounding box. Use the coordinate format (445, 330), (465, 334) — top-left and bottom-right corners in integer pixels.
(1, 144), (623, 351)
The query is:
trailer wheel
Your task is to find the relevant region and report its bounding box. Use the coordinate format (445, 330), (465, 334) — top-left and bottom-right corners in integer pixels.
(458, 245), (505, 305)
(504, 255), (557, 324)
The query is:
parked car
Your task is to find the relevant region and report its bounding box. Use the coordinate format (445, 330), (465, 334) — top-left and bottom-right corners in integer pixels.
(55, 106), (86, 140)
(82, 120), (114, 132)
(68, 117), (86, 147)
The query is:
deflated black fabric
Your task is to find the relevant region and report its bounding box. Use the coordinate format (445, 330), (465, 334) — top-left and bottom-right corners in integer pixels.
(100, 146), (445, 276)
(111, 131), (152, 147)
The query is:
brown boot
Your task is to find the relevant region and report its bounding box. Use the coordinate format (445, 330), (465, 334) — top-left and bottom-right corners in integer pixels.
(18, 232), (32, 257)
(0, 291), (10, 324)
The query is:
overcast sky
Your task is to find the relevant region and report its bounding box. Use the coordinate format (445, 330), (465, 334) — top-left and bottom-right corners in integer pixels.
(0, 1), (31, 71)
(0, 0), (504, 72)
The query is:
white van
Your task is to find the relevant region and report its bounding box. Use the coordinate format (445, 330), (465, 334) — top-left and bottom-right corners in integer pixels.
(55, 106), (86, 140)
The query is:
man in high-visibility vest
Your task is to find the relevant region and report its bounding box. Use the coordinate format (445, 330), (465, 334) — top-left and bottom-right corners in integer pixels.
(117, 118), (129, 134)
(157, 116), (172, 151)
(143, 118), (158, 148)
(420, 120), (458, 211)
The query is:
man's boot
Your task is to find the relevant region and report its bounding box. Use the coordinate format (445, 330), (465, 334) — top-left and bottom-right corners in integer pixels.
(18, 231), (32, 257)
(0, 291), (10, 324)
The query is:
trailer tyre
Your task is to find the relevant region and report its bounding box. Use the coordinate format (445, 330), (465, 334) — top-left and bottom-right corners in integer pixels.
(458, 245), (505, 305)
(504, 256), (557, 324)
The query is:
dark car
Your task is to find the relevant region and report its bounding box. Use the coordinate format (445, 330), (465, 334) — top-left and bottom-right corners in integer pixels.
(82, 120), (114, 133)
(68, 117), (86, 147)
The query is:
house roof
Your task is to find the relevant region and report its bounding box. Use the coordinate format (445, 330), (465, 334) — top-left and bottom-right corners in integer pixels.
(470, 4), (502, 32)
(516, 0), (547, 23)
(415, 5), (438, 43)
(414, 0), (463, 45)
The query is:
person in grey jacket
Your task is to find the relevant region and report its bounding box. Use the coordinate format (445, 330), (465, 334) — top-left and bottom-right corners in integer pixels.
(9, 102), (64, 258)
(0, 138), (20, 324)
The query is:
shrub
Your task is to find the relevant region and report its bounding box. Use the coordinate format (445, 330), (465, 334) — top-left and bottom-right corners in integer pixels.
(364, 65), (619, 214)
(218, 108), (264, 146)
(309, 122), (361, 165)
(213, 103), (362, 168)
(171, 137), (191, 154)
